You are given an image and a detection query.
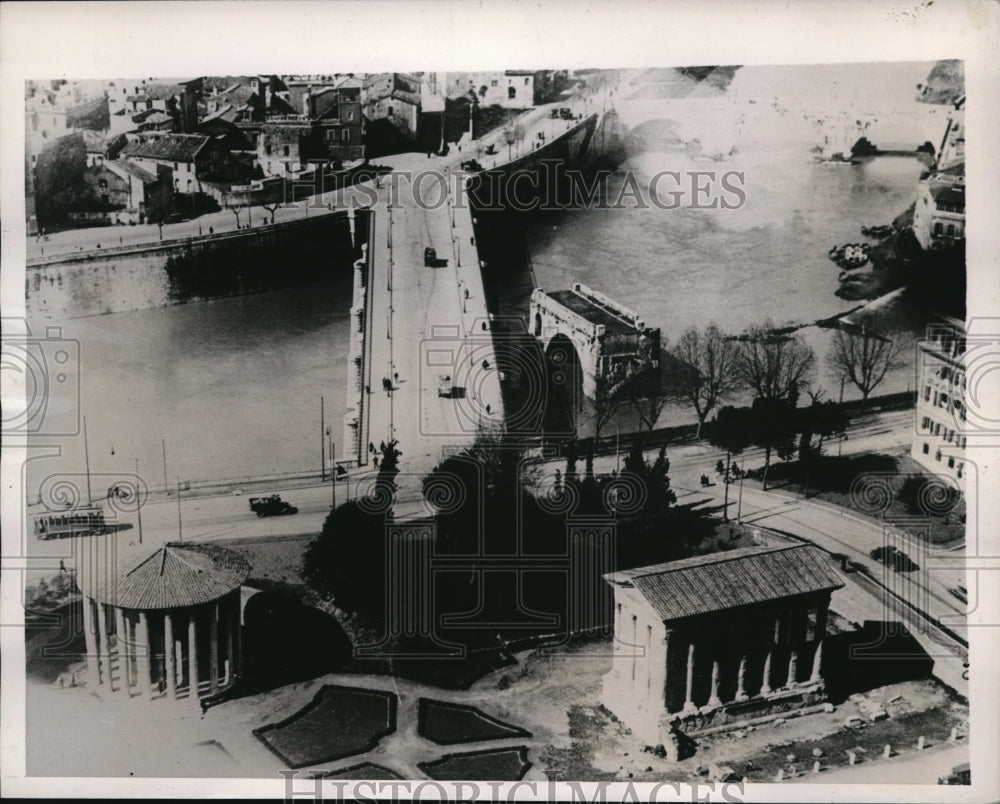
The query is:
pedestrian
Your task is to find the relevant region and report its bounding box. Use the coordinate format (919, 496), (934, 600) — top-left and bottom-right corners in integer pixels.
(369, 442), (375, 453)
(482, 359), (489, 370)
(373, 456), (379, 469)
(209, 226), (214, 234)
(394, 371), (399, 382)
(464, 288), (469, 299)
(486, 403), (491, 414)
(59, 559), (66, 573)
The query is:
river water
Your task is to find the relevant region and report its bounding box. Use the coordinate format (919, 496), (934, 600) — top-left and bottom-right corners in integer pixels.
(26, 62), (949, 497)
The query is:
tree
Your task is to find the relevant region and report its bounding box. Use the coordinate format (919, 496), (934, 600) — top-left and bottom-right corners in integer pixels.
(709, 406), (753, 520)
(827, 328), (905, 412)
(750, 396), (798, 490)
(303, 499), (391, 616)
(670, 324), (743, 437)
(590, 377), (621, 444)
(737, 321), (816, 402)
(630, 364), (669, 434)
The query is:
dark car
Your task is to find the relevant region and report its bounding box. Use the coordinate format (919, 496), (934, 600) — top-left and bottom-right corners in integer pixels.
(869, 545), (919, 573)
(162, 212), (189, 224)
(938, 762), (971, 785)
(248, 495), (298, 517)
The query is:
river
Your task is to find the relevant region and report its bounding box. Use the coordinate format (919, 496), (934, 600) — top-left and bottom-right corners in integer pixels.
(26, 62), (950, 497)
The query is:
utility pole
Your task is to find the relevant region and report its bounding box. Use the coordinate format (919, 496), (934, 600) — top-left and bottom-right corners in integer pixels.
(135, 458), (143, 544)
(320, 396), (326, 481)
(615, 423), (621, 475)
(331, 439), (336, 509)
(83, 416), (93, 506)
(176, 477), (183, 540)
(161, 438), (168, 493)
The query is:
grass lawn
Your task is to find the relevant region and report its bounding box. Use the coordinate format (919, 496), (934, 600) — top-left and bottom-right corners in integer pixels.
(418, 699), (531, 745)
(254, 685), (397, 768)
(751, 453), (965, 545)
(419, 746), (532, 781)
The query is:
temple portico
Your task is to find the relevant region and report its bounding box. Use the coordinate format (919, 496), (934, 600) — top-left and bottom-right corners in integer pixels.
(601, 545), (844, 744)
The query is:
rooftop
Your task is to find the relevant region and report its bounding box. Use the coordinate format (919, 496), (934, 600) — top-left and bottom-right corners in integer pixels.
(605, 545), (844, 622)
(122, 133), (209, 162)
(88, 542), (251, 610)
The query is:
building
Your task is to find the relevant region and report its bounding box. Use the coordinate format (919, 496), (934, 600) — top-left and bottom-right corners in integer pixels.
(120, 133), (233, 195)
(935, 95), (965, 173)
(82, 130), (127, 167)
(81, 159), (173, 224)
(602, 545), (844, 744)
(363, 73), (422, 139)
(446, 71), (536, 109)
(255, 77), (365, 175)
(105, 78), (202, 135)
(912, 175), (965, 251)
(912, 317), (967, 488)
(80, 541), (249, 704)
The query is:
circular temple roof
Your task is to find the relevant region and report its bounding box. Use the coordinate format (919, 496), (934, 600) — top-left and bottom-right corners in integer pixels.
(88, 542), (251, 610)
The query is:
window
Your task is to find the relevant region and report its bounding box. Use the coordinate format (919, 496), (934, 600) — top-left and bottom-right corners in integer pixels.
(934, 221), (943, 236)
(934, 422), (941, 435)
(947, 224), (955, 237)
(98, 179), (108, 189)
(491, 79), (498, 87)
(283, 145), (290, 157)
(940, 393), (948, 408)
(508, 87), (517, 100)
(935, 449), (942, 462)
(924, 387), (931, 401)
(174, 162), (178, 170)
(948, 456), (955, 468)
(342, 129), (349, 141)
(957, 463), (964, 478)
(347, 110), (354, 120)
(923, 442), (930, 454)
(265, 144), (272, 156)
(387, 106), (393, 117)
(525, 77), (530, 85)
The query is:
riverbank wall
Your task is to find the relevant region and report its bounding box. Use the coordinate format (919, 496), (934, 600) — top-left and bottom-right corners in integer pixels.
(343, 208), (374, 468)
(26, 211), (355, 319)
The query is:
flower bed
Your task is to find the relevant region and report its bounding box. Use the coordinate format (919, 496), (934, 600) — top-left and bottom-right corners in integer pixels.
(254, 685), (397, 768)
(418, 699), (531, 745)
(419, 746), (532, 781)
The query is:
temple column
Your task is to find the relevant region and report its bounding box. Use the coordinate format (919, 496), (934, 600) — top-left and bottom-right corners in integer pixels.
(810, 639), (824, 682)
(787, 647), (799, 687)
(81, 596), (99, 688)
(683, 641), (696, 710)
(136, 611), (153, 697)
(761, 650), (773, 695)
(707, 659), (722, 707)
(735, 654), (748, 701)
(224, 600), (235, 686)
(164, 611), (177, 699)
(113, 607), (130, 696)
(188, 609), (200, 705)
(232, 592), (243, 676)
(96, 602), (110, 691)
(209, 603), (219, 694)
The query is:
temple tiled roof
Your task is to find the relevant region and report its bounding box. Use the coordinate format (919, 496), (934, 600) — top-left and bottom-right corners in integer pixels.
(605, 545), (843, 622)
(88, 542), (251, 610)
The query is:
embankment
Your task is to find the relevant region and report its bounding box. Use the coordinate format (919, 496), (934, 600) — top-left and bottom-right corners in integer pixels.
(26, 212), (356, 319)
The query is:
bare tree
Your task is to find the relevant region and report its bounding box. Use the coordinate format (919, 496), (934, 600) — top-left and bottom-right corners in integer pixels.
(737, 321), (816, 401)
(670, 324), (743, 437)
(591, 377), (621, 444)
(631, 370), (669, 434)
(827, 328), (906, 411)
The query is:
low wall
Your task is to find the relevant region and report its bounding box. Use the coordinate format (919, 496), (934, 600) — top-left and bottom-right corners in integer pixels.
(26, 212), (355, 318)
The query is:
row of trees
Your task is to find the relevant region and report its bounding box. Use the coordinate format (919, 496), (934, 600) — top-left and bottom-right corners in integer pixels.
(594, 320), (904, 442)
